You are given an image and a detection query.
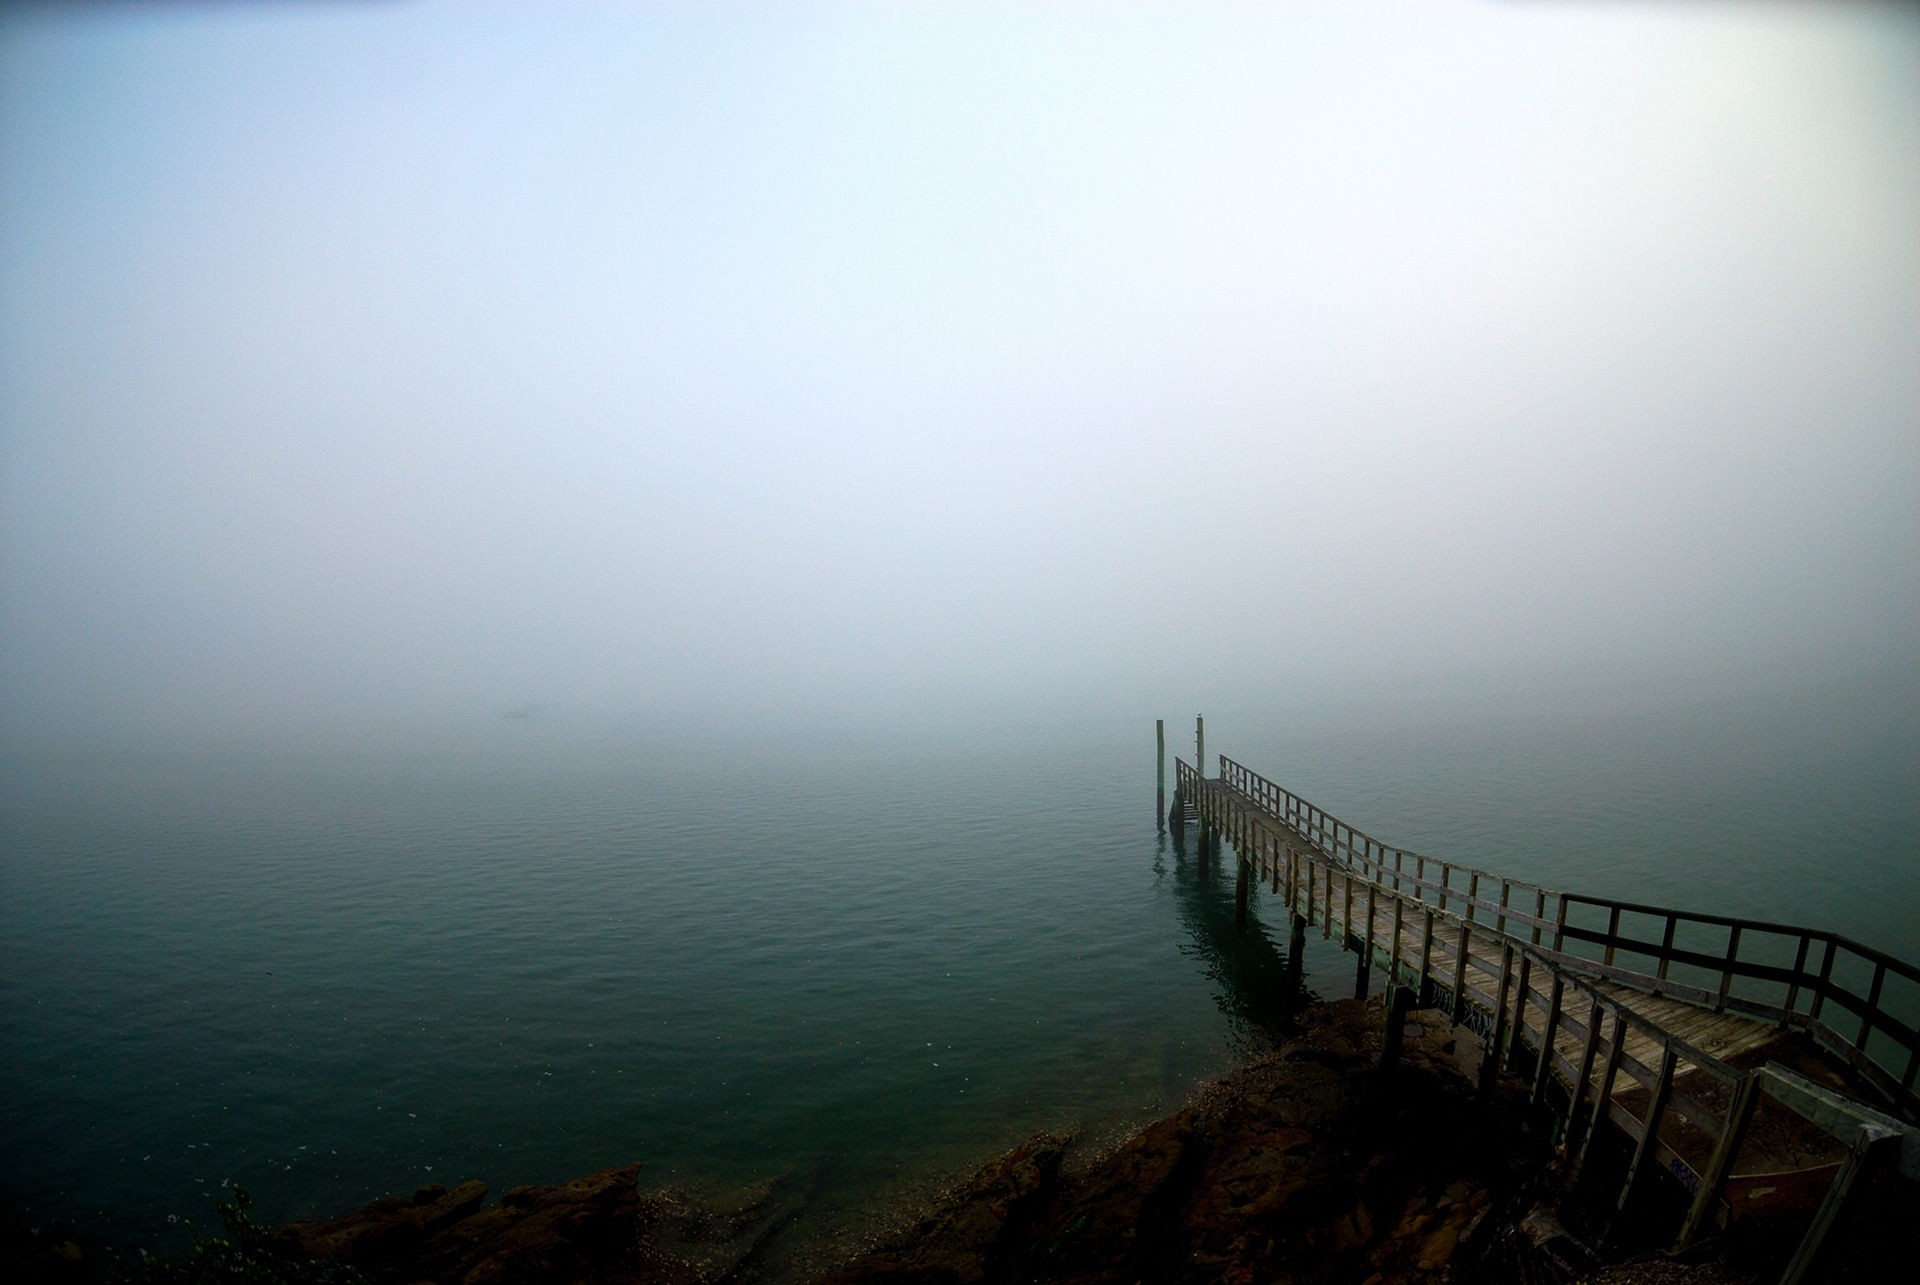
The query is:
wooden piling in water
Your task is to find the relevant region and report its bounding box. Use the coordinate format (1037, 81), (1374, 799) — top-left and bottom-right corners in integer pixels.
(1287, 914), (1307, 997)
(1155, 719), (1165, 830)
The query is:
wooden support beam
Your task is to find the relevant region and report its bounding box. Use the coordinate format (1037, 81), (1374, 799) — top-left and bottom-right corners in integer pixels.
(1614, 1042), (1678, 1218)
(1778, 1126), (1897, 1285)
(1417, 908), (1436, 1007)
(1286, 913), (1307, 999)
(1322, 862), (1334, 940)
(1656, 915), (1677, 982)
(1570, 1008), (1629, 1188)
(1674, 1072), (1759, 1251)
(1449, 921), (1471, 1028)
(1388, 896), (1405, 993)
(1809, 937), (1836, 1023)
(1784, 932), (1810, 1014)
(1380, 985), (1414, 1069)
(1365, 881), (1378, 973)
(1505, 953), (1533, 1073)
(1565, 997), (1605, 1152)
(1718, 923), (1742, 1009)
(1857, 961), (1886, 1051)
(1155, 719), (1165, 830)
(1531, 975), (1565, 1105)
(1484, 942), (1516, 1092)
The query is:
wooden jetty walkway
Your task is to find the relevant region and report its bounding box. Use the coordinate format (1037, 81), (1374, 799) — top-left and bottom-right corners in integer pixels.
(1156, 721), (1919, 1283)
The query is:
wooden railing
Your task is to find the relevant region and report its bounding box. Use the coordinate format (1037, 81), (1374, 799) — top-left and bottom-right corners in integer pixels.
(1174, 753), (1918, 1280)
(1190, 756), (1920, 1116)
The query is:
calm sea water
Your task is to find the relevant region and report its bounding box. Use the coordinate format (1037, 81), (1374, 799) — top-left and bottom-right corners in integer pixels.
(3, 669), (1915, 1265)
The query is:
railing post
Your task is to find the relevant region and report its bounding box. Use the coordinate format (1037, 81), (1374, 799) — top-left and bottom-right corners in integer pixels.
(1418, 907), (1436, 1007)
(1388, 895), (1405, 991)
(1614, 1042), (1679, 1222)
(1531, 975), (1565, 1105)
(1506, 951), (1533, 1073)
(1484, 942), (1515, 1091)
(1858, 961), (1886, 1051)
(1718, 923), (1742, 1009)
(1322, 863), (1334, 940)
(1449, 920), (1472, 1027)
(1570, 1008), (1629, 1187)
(1809, 938), (1836, 1022)
(1564, 995), (1605, 1151)
(1784, 933), (1811, 1015)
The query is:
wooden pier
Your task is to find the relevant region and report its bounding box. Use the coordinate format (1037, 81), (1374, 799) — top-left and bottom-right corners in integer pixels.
(1163, 738), (1919, 1283)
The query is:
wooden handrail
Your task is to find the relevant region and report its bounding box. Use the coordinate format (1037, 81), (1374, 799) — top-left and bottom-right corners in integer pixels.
(1176, 755), (1920, 1112)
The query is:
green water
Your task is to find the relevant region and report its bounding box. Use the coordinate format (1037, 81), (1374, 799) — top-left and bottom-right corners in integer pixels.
(2, 670), (1914, 1264)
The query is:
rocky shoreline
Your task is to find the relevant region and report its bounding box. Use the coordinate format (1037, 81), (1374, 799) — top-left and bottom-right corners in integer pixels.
(11, 996), (1909, 1283)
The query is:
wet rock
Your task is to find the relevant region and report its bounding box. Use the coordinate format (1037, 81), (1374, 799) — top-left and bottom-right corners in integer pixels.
(274, 1163), (795, 1285)
(814, 1136), (1068, 1285)
(821, 998), (1549, 1284)
(278, 1179), (490, 1268)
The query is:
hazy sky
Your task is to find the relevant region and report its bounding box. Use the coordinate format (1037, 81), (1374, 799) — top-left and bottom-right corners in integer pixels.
(3, 1), (1917, 744)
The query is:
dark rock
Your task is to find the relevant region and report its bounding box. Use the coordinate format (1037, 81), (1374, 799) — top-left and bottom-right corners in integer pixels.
(814, 1136), (1067, 1285)
(273, 1163), (799, 1285)
(820, 997), (1551, 1284)
(278, 1178), (490, 1269)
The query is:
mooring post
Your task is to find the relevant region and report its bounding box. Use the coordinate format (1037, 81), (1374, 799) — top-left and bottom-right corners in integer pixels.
(1155, 719), (1166, 829)
(1196, 714), (1206, 778)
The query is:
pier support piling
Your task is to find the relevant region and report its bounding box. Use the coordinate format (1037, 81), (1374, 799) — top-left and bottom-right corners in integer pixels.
(1381, 986), (1416, 1069)
(1155, 719), (1166, 831)
(1287, 914), (1307, 997)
